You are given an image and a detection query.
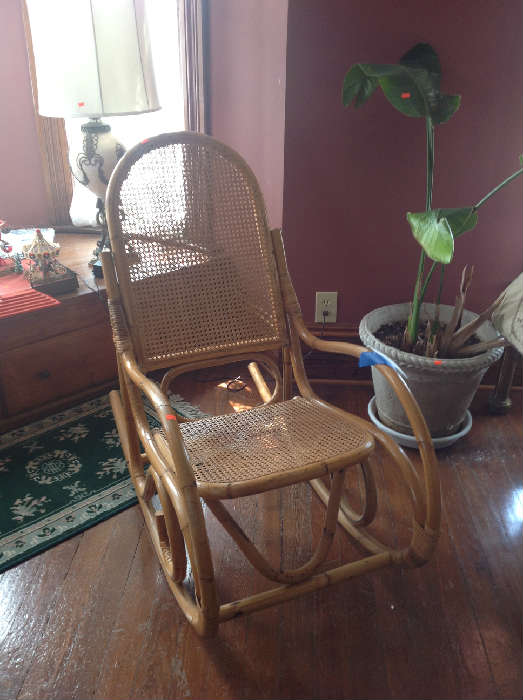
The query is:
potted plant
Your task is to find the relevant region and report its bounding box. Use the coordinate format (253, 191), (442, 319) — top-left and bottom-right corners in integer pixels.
(342, 43), (522, 444)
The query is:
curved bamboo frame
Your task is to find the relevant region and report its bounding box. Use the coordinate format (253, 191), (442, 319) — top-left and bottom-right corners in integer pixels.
(205, 469), (346, 585)
(270, 228), (441, 567)
(337, 459), (378, 527)
(160, 352), (283, 413)
(101, 132), (441, 637)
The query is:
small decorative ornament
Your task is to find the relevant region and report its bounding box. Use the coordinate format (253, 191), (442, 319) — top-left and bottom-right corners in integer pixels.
(23, 228), (60, 279)
(23, 229), (78, 295)
(0, 219), (17, 276)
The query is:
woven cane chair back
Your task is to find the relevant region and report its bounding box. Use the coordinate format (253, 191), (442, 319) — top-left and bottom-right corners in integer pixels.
(106, 132), (288, 371)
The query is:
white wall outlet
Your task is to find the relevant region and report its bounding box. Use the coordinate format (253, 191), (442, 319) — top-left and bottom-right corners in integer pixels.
(315, 291), (338, 323)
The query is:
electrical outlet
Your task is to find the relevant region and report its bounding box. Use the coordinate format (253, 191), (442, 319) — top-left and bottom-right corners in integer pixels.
(315, 291), (338, 323)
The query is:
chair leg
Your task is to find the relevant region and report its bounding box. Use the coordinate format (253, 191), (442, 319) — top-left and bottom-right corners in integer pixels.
(310, 477), (391, 556)
(489, 345), (519, 414)
(141, 465), (220, 636)
(111, 387), (220, 637)
(282, 346), (293, 400)
(310, 458), (439, 569)
(110, 388), (146, 488)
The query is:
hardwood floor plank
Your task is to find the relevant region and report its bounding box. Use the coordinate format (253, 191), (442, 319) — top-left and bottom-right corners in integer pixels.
(437, 448), (522, 699)
(239, 490), (283, 700)
(16, 508), (142, 700)
(92, 524), (165, 700)
(194, 492), (277, 700)
(364, 450), (435, 700)
(0, 538), (80, 700)
(456, 443), (522, 612)
(125, 582), (193, 700)
(431, 507), (498, 699)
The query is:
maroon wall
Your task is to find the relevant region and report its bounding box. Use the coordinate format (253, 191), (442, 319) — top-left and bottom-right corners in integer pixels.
(0, 0), (50, 226)
(283, 0), (522, 323)
(207, 0), (288, 228)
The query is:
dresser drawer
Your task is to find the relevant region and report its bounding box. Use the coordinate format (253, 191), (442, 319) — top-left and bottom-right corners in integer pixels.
(0, 323), (117, 416)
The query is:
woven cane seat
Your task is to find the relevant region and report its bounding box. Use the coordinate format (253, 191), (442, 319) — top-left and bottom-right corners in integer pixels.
(156, 397), (374, 497)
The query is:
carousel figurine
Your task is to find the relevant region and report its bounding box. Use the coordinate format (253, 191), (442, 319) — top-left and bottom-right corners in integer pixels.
(23, 228), (60, 282)
(22, 228), (78, 294)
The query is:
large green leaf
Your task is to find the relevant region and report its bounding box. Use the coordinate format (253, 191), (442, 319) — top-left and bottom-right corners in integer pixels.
(342, 65), (379, 108)
(400, 43), (441, 87)
(399, 44), (460, 123)
(379, 67), (429, 117)
(438, 207), (478, 237)
(342, 44), (460, 124)
(343, 63), (430, 117)
(430, 94), (461, 124)
(407, 210), (455, 263)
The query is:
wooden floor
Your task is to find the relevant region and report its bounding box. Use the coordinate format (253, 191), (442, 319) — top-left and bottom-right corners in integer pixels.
(1, 368), (521, 700)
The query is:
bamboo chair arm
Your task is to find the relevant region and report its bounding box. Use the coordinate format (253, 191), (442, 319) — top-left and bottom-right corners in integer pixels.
(292, 314), (426, 436)
(120, 351), (192, 477)
(290, 314), (441, 536)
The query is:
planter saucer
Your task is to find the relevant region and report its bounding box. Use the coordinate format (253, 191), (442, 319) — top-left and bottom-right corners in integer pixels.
(367, 396), (472, 450)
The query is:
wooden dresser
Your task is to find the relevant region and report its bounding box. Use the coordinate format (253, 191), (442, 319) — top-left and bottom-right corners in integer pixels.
(0, 233), (118, 432)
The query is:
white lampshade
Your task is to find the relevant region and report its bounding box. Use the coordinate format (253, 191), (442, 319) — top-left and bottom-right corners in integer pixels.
(26, 0), (160, 118)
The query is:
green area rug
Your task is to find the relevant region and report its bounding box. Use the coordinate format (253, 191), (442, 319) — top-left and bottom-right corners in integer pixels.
(0, 393), (205, 573)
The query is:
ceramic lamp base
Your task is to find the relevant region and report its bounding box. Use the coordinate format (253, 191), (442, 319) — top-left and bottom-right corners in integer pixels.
(69, 119), (126, 201)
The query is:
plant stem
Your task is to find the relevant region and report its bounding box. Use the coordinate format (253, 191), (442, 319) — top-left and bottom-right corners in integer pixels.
(414, 251), (426, 302)
(473, 166), (523, 211)
(406, 117), (434, 346)
(425, 117), (434, 211)
(436, 263), (445, 306)
(420, 260), (438, 301)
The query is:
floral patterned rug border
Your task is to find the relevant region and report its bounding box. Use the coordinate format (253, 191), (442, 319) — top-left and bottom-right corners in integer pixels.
(0, 393), (205, 573)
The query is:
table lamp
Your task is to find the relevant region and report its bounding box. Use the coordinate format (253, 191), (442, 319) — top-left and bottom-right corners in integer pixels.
(26, 0), (160, 276)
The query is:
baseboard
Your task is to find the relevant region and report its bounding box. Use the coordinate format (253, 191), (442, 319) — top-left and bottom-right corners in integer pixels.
(304, 322), (368, 383)
(0, 380), (118, 433)
(304, 321), (521, 388)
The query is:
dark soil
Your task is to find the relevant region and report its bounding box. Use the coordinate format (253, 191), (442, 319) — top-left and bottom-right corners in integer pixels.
(375, 321), (408, 350)
(375, 320), (481, 358)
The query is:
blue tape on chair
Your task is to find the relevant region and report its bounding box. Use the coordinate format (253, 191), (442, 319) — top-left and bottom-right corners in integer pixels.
(359, 351), (401, 371)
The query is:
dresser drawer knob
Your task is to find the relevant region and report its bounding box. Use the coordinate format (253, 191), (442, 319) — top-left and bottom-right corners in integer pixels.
(37, 369), (51, 380)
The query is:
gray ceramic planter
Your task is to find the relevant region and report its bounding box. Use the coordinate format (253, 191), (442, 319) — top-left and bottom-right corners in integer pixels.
(359, 303), (504, 438)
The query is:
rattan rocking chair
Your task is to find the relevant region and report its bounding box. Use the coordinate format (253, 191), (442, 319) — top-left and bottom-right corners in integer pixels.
(102, 131), (441, 637)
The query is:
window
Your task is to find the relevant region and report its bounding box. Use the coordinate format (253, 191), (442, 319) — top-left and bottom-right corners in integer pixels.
(65, 0), (185, 226)
(24, 0), (205, 228)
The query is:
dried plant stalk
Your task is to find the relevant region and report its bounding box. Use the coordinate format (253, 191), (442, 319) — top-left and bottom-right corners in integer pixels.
(454, 337), (508, 357)
(447, 291), (506, 354)
(439, 265), (474, 354)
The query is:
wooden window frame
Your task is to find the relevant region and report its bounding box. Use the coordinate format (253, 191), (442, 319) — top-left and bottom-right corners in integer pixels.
(21, 0), (207, 229)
